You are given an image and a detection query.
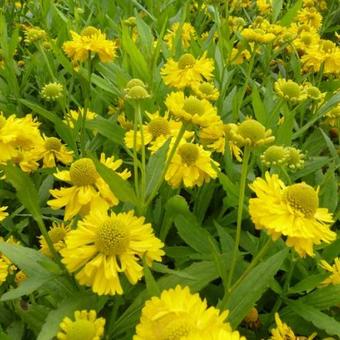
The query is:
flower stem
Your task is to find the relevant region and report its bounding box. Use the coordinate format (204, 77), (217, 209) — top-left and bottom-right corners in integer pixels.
(136, 103), (146, 204)
(133, 107), (140, 200)
(227, 146), (251, 291)
(145, 123), (187, 207)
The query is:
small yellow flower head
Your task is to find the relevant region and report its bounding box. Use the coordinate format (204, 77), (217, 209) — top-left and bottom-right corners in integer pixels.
(41, 82), (64, 101)
(297, 8), (322, 30)
(42, 136), (73, 168)
(320, 257), (340, 286)
(15, 271), (27, 284)
(285, 147), (305, 170)
(231, 119), (274, 147)
(134, 285), (231, 339)
(57, 310), (105, 340)
(228, 16), (246, 32)
(125, 78), (146, 90)
(249, 172), (335, 257)
(61, 210), (164, 295)
(161, 52), (214, 89)
(69, 158), (99, 186)
(42, 41), (52, 50)
(191, 82), (219, 101)
(117, 113), (133, 130)
(39, 222), (71, 257)
(123, 16), (137, 27)
(24, 26), (47, 44)
(241, 28), (276, 43)
(274, 79), (306, 103)
(244, 307), (259, 323)
(324, 104), (340, 127)
(305, 84), (325, 101)
(257, 0), (272, 15)
(165, 142), (218, 188)
(164, 22), (196, 49)
(64, 108), (96, 128)
(125, 85), (150, 100)
(261, 145), (288, 167)
(270, 313), (296, 340)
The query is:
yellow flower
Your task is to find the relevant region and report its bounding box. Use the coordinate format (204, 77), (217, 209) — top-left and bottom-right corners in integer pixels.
(249, 172), (336, 257)
(0, 236), (19, 285)
(48, 156), (130, 221)
(261, 145), (288, 167)
(200, 122), (242, 161)
(39, 222), (70, 257)
(23, 26), (47, 44)
(274, 79), (307, 103)
(270, 313), (295, 340)
(241, 28), (276, 43)
(41, 82), (64, 101)
(165, 142), (218, 188)
(61, 209), (164, 295)
(63, 27), (117, 64)
(41, 136), (73, 168)
(320, 258), (340, 286)
(161, 52), (214, 89)
(228, 47), (251, 65)
(292, 30), (320, 53)
(324, 104), (340, 127)
(257, 0), (272, 15)
(191, 81), (219, 101)
(57, 310), (105, 340)
(0, 113), (44, 172)
(297, 8), (322, 30)
(164, 22), (196, 49)
(64, 108), (97, 128)
(165, 91), (220, 127)
(229, 119), (274, 148)
(125, 85), (150, 100)
(285, 147), (305, 170)
(0, 206), (8, 222)
(303, 83), (325, 102)
(15, 271), (27, 284)
(124, 111), (192, 153)
(228, 16), (246, 32)
(134, 285), (231, 340)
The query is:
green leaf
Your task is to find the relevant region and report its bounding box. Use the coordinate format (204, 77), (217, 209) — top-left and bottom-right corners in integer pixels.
(2, 164), (43, 225)
(86, 116), (125, 146)
(93, 158), (137, 206)
(288, 273), (328, 294)
(226, 249), (288, 327)
(251, 85), (266, 125)
(289, 300), (340, 337)
(300, 285), (340, 309)
(145, 139), (170, 197)
(280, 0), (303, 26)
(143, 258), (161, 297)
(37, 293), (100, 340)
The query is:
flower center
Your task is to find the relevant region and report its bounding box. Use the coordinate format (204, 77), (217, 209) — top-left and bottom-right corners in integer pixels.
(262, 145), (287, 165)
(81, 26), (99, 37)
(283, 183), (318, 217)
(126, 85), (150, 99)
(95, 219), (130, 256)
(238, 119), (266, 142)
(183, 97), (205, 116)
(148, 117), (171, 138)
(178, 53), (196, 69)
(281, 82), (301, 98)
(49, 227), (68, 243)
(69, 158), (99, 186)
(65, 319), (97, 340)
(45, 137), (62, 151)
(300, 33), (313, 45)
(199, 83), (214, 95)
(161, 319), (193, 340)
(178, 143), (199, 165)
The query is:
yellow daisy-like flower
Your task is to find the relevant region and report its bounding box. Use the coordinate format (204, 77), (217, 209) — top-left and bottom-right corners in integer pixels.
(39, 222), (70, 257)
(164, 22), (196, 49)
(134, 285), (231, 340)
(249, 172), (336, 257)
(229, 119), (274, 148)
(124, 111), (192, 153)
(191, 81), (219, 101)
(274, 79), (307, 103)
(41, 136), (73, 168)
(270, 313), (296, 340)
(303, 83), (325, 102)
(48, 156), (130, 221)
(165, 142), (218, 188)
(165, 92), (220, 127)
(257, 0), (272, 14)
(200, 122), (242, 161)
(63, 27), (117, 64)
(0, 236), (19, 285)
(320, 257), (340, 286)
(57, 310), (105, 340)
(292, 30), (320, 54)
(64, 108), (97, 128)
(60, 209), (164, 295)
(161, 52), (214, 89)
(228, 47), (252, 65)
(296, 8), (322, 30)
(324, 104), (340, 127)
(0, 206), (8, 221)
(23, 26), (47, 44)
(241, 28), (276, 44)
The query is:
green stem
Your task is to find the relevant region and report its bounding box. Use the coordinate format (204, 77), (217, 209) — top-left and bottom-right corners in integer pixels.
(227, 146), (251, 291)
(136, 103), (146, 205)
(80, 55), (92, 156)
(133, 108), (140, 200)
(231, 237), (272, 291)
(145, 123), (187, 207)
(37, 42), (55, 80)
